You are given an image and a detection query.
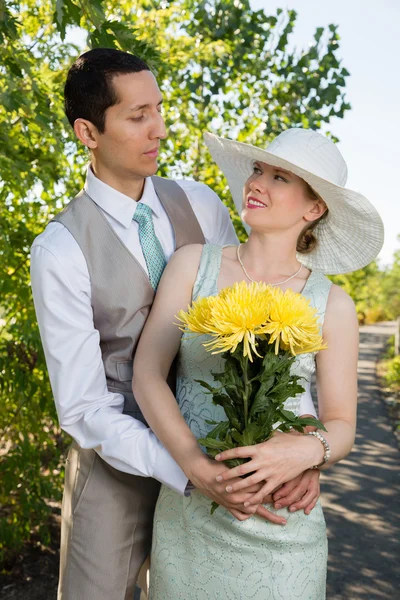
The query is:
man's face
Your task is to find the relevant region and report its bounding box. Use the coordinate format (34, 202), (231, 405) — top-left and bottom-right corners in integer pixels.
(93, 71), (167, 180)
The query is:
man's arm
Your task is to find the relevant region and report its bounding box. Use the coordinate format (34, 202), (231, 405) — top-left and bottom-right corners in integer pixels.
(30, 239), (188, 494)
(298, 381), (317, 418)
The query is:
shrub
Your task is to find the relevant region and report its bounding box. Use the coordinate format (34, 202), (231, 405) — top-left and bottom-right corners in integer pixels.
(384, 356), (400, 392)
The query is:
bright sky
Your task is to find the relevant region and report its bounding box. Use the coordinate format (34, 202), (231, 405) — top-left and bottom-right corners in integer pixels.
(251, 0), (399, 265)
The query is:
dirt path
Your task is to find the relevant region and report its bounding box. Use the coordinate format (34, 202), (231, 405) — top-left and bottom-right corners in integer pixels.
(322, 322), (400, 599)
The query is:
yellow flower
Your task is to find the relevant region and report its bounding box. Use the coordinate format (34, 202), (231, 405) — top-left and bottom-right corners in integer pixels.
(176, 296), (216, 334)
(178, 281), (274, 361)
(260, 287), (327, 355)
(176, 281), (327, 360)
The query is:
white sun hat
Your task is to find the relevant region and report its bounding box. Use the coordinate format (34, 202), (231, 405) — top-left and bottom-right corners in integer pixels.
(204, 128), (384, 275)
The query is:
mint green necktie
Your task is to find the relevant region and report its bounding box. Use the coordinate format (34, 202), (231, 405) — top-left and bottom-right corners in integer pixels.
(133, 202), (167, 290)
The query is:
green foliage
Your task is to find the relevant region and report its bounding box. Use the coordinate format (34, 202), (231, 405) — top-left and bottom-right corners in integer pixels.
(0, 0), (166, 563)
(0, 0), (353, 559)
(197, 338), (326, 463)
(381, 241), (400, 320)
(384, 356), (400, 392)
(329, 239), (400, 324)
(144, 0), (351, 236)
(330, 261), (386, 324)
(383, 335), (395, 360)
(197, 338), (326, 513)
(379, 334), (400, 443)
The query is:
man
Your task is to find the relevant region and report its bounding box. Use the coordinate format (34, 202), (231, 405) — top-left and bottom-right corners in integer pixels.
(31, 48), (318, 600)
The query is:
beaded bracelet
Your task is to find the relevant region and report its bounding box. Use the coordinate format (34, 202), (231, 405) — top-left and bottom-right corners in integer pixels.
(307, 431), (331, 469)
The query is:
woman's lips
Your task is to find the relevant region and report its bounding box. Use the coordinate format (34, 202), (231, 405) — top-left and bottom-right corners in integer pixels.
(246, 197), (267, 209)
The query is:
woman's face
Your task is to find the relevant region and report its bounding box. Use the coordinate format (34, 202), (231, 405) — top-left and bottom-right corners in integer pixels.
(242, 161), (323, 233)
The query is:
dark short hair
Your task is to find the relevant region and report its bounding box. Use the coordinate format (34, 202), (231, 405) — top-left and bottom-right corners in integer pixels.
(64, 48), (151, 133)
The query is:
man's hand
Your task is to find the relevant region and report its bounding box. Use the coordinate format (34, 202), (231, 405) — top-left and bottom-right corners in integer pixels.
(272, 469), (320, 515)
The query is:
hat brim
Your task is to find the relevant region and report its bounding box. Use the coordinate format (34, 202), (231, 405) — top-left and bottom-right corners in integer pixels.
(204, 132), (384, 275)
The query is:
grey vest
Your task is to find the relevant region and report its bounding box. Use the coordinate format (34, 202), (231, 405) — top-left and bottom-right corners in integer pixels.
(53, 176), (205, 422)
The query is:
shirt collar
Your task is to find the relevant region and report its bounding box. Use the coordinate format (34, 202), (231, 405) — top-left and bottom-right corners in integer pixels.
(84, 165), (161, 228)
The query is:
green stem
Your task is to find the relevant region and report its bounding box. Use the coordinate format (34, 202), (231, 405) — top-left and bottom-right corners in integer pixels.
(242, 355), (250, 428)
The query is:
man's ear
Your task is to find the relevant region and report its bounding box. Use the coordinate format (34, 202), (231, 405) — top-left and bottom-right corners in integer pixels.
(304, 199), (328, 223)
(73, 118), (100, 149)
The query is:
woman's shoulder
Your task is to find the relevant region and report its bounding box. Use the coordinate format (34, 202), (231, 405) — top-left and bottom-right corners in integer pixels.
(328, 283), (356, 308)
(165, 244), (204, 278)
(173, 243), (205, 261)
(173, 242), (227, 263)
(167, 243), (225, 277)
(325, 283), (358, 326)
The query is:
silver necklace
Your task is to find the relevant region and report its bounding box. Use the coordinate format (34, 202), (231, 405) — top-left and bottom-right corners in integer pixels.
(236, 243), (303, 286)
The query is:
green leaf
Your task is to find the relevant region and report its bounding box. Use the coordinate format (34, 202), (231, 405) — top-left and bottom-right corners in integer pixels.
(256, 405), (278, 435)
(241, 422), (261, 446)
(53, 0), (82, 40)
(248, 375), (276, 417)
(194, 379), (217, 394)
(197, 437), (232, 451)
(223, 403), (243, 431)
(303, 418), (327, 432)
(230, 429), (243, 444)
(0, 3), (18, 41)
(206, 420), (230, 440)
(211, 357), (246, 404)
(314, 27), (324, 44)
(210, 501), (220, 514)
(280, 409), (297, 422)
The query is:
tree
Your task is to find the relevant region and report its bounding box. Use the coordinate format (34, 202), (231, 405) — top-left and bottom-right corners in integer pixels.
(0, 0), (351, 560)
(330, 261), (388, 325)
(381, 237), (400, 320)
(130, 0), (351, 233)
(329, 235), (400, 325)
(0, 0), (162, 560)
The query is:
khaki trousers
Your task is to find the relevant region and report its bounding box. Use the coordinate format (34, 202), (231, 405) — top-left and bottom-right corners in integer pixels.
(58, 442), (160, 600)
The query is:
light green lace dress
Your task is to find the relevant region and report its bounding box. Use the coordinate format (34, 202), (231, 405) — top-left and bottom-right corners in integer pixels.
(150, 245), (332, 600)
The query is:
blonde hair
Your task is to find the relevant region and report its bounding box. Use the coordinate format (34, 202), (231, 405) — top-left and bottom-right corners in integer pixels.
(296, 183), (328, 254)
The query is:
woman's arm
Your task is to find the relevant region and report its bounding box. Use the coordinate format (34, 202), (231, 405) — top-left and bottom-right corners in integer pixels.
(133, 244), (205, 471)
(313, 284), (358, 465)
(213, 284), (359, 504)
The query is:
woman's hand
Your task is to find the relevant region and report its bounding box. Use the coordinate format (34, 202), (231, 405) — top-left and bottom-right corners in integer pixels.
(214, 430), (324, 506)
(187, 455), (288, 524)
(272, 469), (320, 515)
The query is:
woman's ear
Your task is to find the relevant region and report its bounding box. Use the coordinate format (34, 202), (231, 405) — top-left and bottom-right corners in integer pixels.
(73, 118), (99, 149)
(304, 199), (328, 223)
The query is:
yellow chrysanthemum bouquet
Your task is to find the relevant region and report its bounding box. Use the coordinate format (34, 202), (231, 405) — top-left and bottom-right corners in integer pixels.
(177, 281), (327, 510)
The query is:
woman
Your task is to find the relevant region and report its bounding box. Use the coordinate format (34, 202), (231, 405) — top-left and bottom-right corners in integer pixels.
(133, 128), (384, 599)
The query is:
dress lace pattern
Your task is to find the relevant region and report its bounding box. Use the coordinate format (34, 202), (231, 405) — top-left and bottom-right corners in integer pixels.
(149, 245), (332, 600)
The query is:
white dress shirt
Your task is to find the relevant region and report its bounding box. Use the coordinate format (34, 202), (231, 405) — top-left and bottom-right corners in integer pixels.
(31, 167), (316, 495)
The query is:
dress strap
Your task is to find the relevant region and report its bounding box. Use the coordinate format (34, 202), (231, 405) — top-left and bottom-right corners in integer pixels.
(302, 272), (333, 333)
(192, 244), (223, 301)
